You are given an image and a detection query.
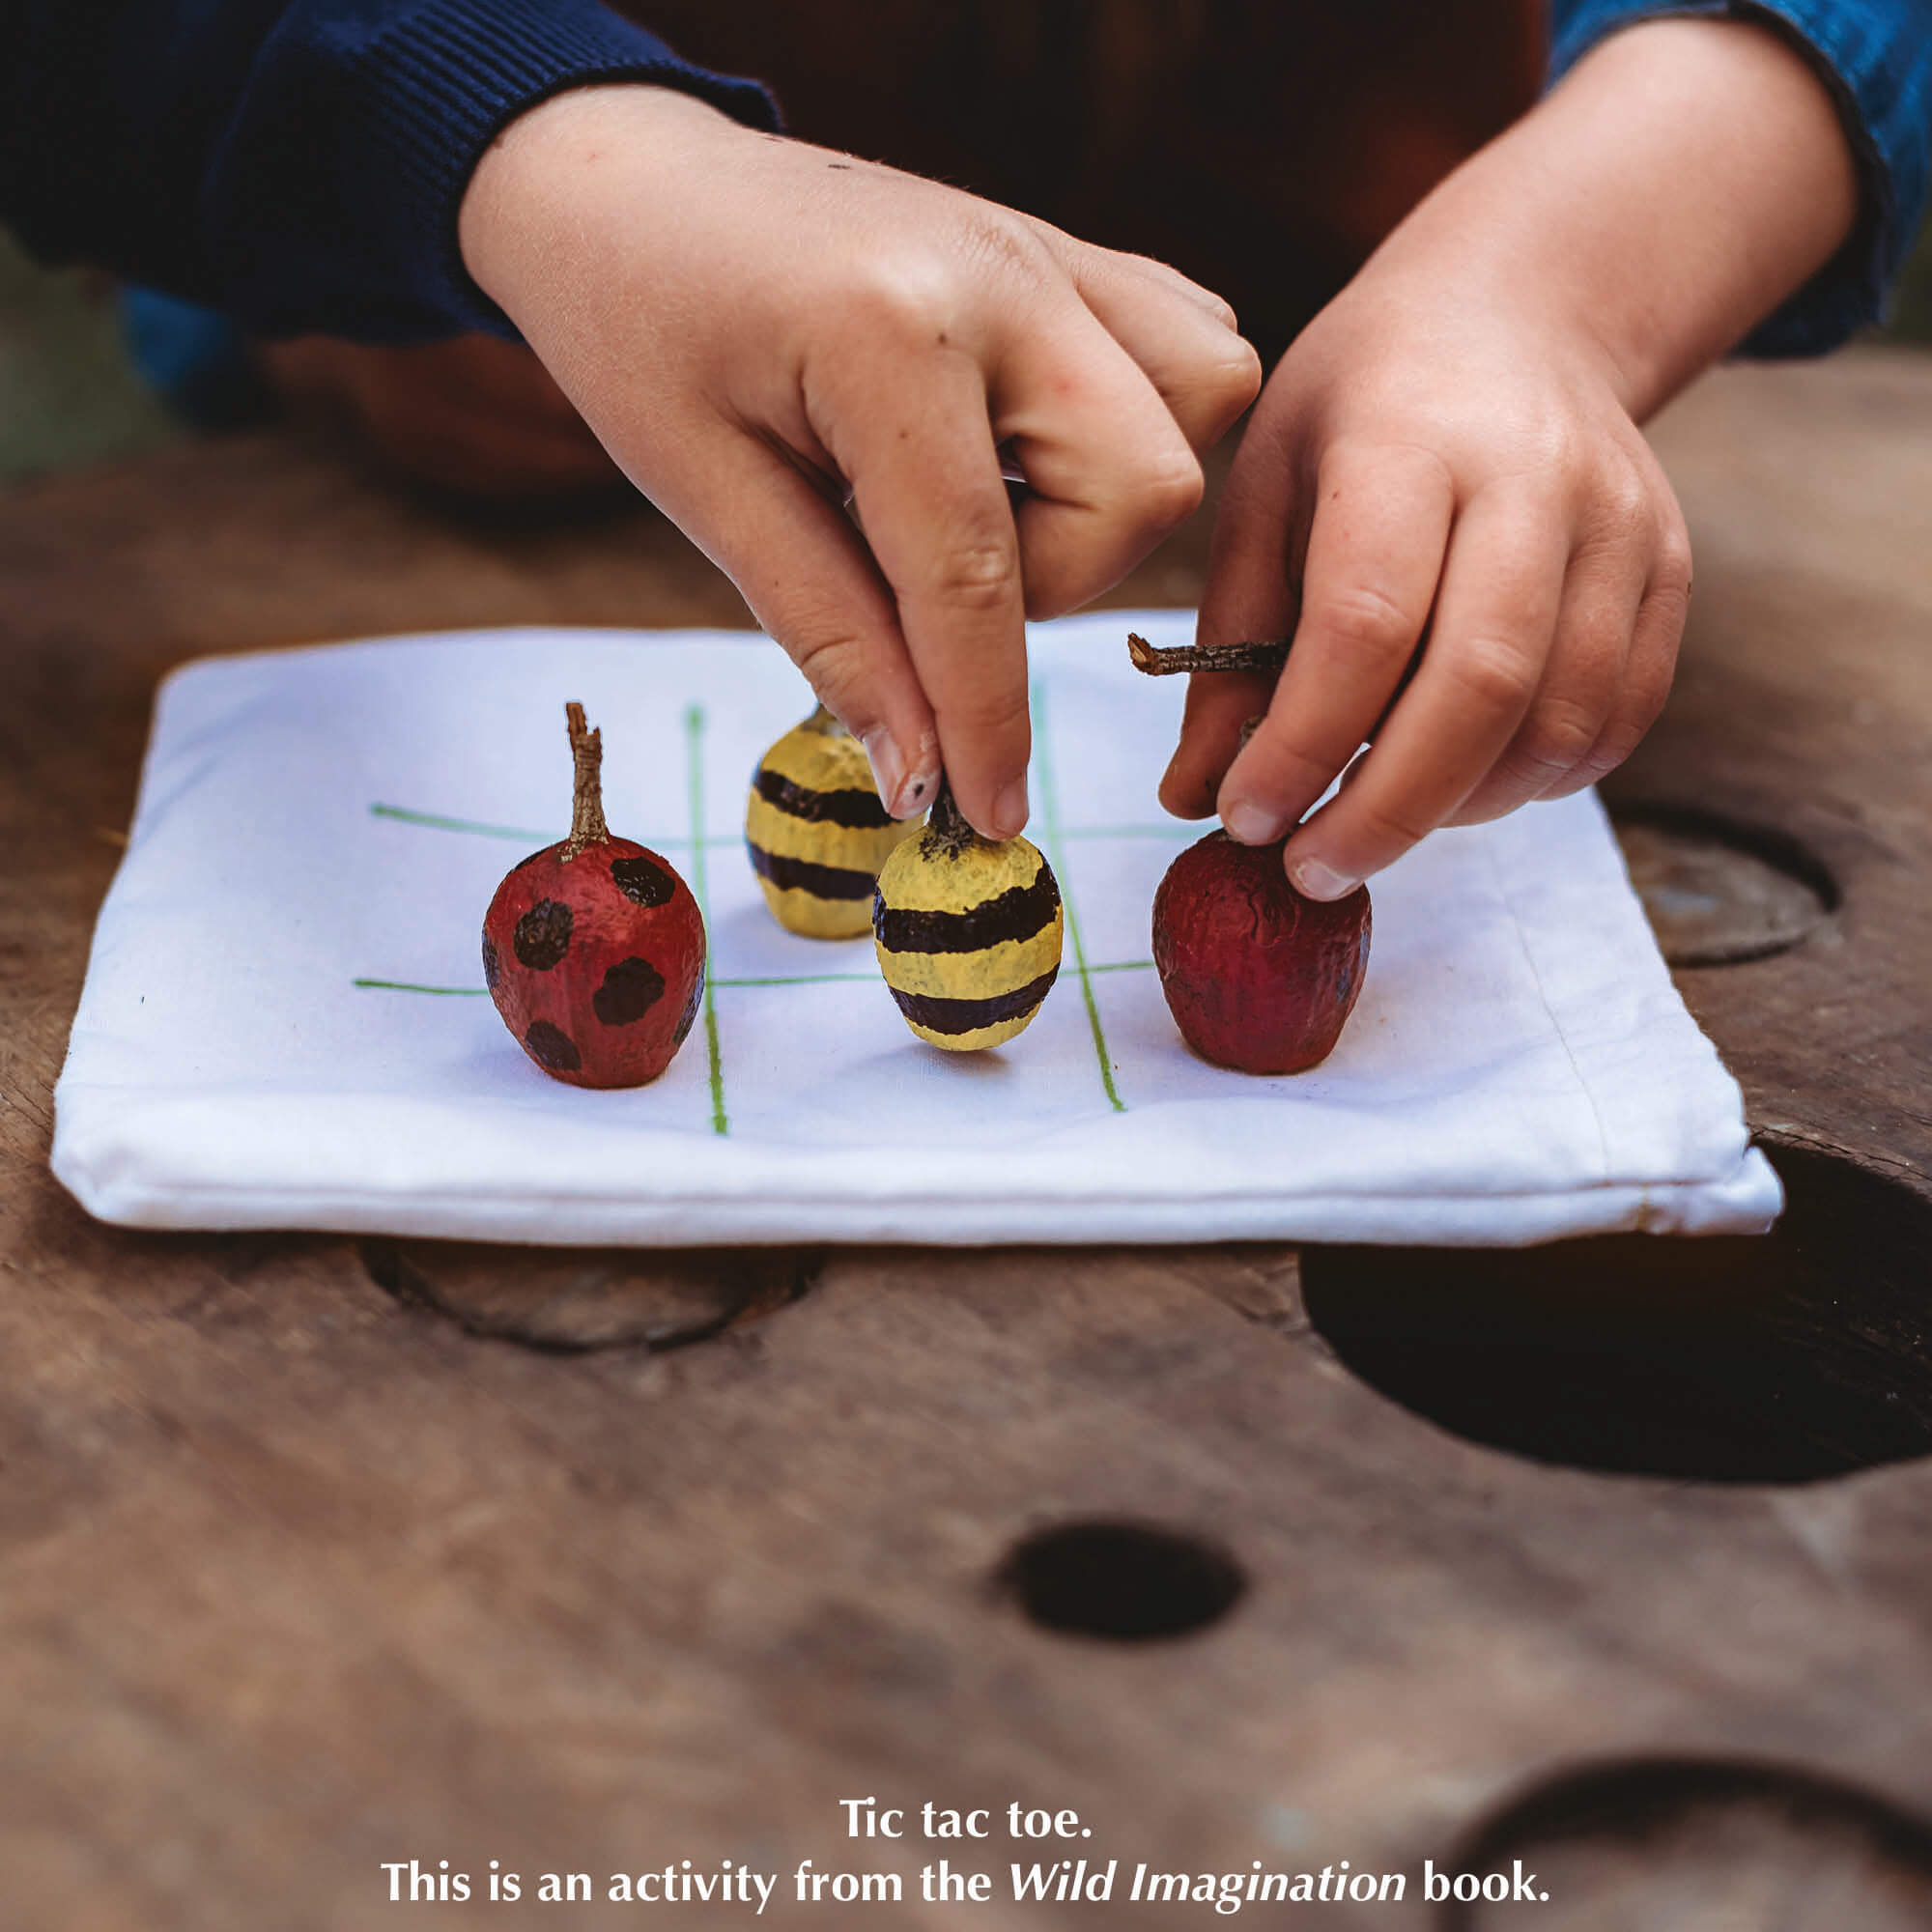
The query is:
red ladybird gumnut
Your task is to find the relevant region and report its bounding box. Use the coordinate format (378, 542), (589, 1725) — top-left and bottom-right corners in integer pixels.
(482, 703), (705, 1089)
(1151, 832), (1371, 1074)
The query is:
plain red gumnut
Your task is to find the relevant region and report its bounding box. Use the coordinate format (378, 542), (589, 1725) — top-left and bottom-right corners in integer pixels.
(1151, 831), (1371, 1074)
(480, 704), (705, 1090)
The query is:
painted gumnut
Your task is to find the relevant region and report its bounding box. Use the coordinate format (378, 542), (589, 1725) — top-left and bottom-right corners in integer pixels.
(482, 702), (706, 1089)
(1151, 831), (1370, 1073)
(745, 704), (920, 939)
(871, 782), (1063, 1051)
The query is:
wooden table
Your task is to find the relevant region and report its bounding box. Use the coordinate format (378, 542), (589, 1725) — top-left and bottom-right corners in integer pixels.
(4, 351), (1930, 1929)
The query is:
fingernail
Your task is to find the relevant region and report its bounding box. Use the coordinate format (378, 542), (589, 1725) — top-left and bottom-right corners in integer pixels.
(992, 778), (1029, 840)
(1289, 854), (1359, 901)
(1222, 799), (1285, 845)
(899, 735), (942, 817)
(865, 731), (941, 819)
(861, 729), (906, 812)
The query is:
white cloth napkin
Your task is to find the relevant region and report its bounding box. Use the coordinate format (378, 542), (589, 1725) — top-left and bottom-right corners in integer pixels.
(51, 616), (1780, 1247)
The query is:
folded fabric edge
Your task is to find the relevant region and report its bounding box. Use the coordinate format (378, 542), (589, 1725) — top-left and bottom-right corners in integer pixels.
(48, 1140), (1783, 1248)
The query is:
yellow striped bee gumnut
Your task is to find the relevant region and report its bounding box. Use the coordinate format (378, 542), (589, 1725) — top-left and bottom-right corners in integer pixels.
(871, 783), (1064, 1050)
(745, 705), (920, 938)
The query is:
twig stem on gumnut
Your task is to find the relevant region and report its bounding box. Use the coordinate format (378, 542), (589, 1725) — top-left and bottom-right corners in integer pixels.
(1126, 633), (1290, 677)
(1128, 629), (1421, 740)
(925, 775), (979, 855)
(560, 700), (611, 861)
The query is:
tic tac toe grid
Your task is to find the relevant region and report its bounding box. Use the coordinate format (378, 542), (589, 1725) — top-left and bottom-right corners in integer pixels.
(364, 685), (1166, 1126)
(49, 614), (1777, 1246)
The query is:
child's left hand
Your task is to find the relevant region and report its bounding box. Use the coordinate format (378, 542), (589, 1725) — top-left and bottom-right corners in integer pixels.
(1160, 16), (1859, 903)
(1159, 242), (1693, 903)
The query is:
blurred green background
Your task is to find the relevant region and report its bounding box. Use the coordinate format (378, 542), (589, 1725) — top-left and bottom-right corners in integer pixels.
(3, 221), (1930, 488)
(0, 234), (179, 483)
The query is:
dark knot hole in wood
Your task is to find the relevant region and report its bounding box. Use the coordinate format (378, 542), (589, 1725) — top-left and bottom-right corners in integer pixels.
(996, 1520), (1245, 1641)
(1299, 1147), (1932, 1485)
(1609, 802), (1837, 967)
(1437, 1754), (1932, 1930)
(359, 1239), (818, 1353)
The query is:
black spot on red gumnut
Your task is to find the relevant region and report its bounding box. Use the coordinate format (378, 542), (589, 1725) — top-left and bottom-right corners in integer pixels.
(481, 932), (500, 992)
(592, 955), (666, 1027)
(514, 899), (573, 970)
(513, 844), (554, 872)
(524, 1020), (581, 1072)
(611, 855), (676, 907)
(672, 967), (705, 1047)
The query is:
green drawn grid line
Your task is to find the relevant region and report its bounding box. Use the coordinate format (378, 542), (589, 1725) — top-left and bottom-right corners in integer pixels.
(685, 704), (728, 1137)
(1030, 678), (1125, 1114)
(355, 960), (1154, 999)
(363, 721), (1187, 1115)
(371, 801), (1184, 848)
(355, 980), (490, 996)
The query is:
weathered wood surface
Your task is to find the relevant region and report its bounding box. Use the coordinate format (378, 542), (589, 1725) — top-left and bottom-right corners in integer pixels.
(1, 352), (1930, 1930)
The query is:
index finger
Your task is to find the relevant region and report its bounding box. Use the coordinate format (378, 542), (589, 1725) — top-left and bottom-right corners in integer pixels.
(834, 344), (1032, 841)
(1214, 440), (1454, 843)
(1283, 489), (1567, 896)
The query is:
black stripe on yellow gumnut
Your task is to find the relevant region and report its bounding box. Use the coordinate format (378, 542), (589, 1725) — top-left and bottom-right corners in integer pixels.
(872, 866), (1063, 954)
(752, 765), (894, 829)
(745, 705), (919, 938)
(871, 786), (1065, 1051)
(748, 844), (876, 902)
(883, 967), (1062, 1040)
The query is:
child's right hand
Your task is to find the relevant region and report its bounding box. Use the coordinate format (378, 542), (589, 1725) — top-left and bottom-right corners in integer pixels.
(459, 85), (1261, 838)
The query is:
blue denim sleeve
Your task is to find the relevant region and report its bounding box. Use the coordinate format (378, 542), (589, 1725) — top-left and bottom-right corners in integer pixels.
(1548, 0), (1932, 354)
(1, 0), (780, 344)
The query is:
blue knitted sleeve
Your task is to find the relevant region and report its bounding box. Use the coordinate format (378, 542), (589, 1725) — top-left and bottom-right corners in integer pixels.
(1549, 0), (1932, 354)
(0, 0), (779, 343)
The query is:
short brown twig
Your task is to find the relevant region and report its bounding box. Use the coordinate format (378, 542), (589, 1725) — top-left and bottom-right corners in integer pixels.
(1126, 633), (1291, 677)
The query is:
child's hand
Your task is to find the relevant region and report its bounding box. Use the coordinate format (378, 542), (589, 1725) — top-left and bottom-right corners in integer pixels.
(1162, 16), (1857, 900)
(459, 86), (1261, 838)
(1160, 257), (1693, 900)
